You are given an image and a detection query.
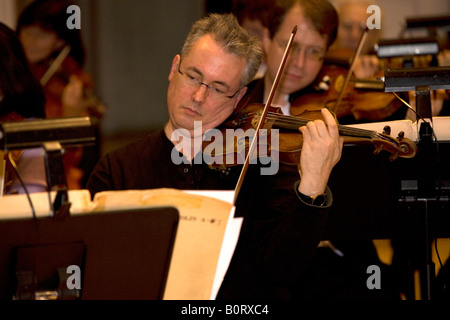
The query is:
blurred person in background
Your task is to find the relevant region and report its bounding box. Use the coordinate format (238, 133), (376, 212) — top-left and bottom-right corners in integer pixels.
(232, 0), (273, 79)
(0, 22), (47, 195)
(17, 0), (105, 189)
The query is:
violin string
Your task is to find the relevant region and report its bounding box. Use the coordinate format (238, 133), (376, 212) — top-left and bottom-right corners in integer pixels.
(236, 111), (391, 142)
(265, 112), (380, 139)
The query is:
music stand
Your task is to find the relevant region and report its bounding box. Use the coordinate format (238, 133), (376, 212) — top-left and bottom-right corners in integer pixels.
(384, 66), (450, 134)
(0, 206), (179, 300)
(384, 66), (450, 299)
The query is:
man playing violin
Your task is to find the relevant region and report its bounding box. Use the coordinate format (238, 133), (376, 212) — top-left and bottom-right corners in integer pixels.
(87, 13), (343, 299)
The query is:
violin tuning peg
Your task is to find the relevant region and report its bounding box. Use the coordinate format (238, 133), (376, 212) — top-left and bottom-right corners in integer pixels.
(383, 126), (391, 135)
(318, 81), (330, 91)
(373, 145), (384, 155)
(397, 131), (405, 140)
(389, 152), (399, 162)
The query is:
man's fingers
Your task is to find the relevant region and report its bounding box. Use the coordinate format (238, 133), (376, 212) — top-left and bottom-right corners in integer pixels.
(321, 108), (339, 137)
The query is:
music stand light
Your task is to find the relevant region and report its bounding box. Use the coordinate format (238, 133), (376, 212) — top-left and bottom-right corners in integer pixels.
(384, 66), (450, 136)
(0, 117), (96, 218)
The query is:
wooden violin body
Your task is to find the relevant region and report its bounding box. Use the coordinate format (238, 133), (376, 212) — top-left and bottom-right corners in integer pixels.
(31, 46), (105, 119)
(205, 103), (418, 169)
(290, 63), (404, 123)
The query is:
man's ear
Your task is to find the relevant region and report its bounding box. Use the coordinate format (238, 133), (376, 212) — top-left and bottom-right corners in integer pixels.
(168, 54), (181, 81)
(234, 86), (248, 109)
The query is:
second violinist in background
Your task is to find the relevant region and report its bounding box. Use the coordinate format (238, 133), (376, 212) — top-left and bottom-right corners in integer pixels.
(239, 0), (405, 125)
(284, 0), (408, 124)
(17, 0), (105, 189)
(240, 0), (339, 116)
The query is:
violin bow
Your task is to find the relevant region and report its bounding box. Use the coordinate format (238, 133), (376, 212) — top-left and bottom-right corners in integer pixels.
(40, 45), (72, 86)
(331, 27), (369, 114)
(232, 25), (297, 205)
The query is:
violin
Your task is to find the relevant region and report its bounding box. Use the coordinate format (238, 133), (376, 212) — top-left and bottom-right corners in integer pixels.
(290, 62), (405, 122)
(205, 103), (417, 170)
(30, 45), (105, 119)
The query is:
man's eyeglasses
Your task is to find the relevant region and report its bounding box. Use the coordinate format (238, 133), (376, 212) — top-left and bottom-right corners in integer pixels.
(276, 38), (325, 62)
(177, 63), (241, 99)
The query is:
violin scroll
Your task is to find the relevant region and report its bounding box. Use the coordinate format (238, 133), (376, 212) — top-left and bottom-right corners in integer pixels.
(372, 126), (418, 161)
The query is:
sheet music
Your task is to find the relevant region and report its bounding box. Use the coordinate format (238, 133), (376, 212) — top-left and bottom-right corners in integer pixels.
(210, 213), (242, 299)
(184, 190), (242, 300)
(0, 188), (240, 300)
(92, 188), (239, 300)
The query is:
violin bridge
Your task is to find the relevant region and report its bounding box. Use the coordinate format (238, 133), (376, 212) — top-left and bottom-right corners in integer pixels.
(251, 110), (263, 128)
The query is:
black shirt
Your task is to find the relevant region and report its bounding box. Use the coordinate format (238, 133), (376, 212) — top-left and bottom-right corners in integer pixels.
(87, 128), (332, 299)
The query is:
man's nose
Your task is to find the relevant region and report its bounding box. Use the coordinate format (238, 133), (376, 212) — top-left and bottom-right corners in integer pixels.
(192, 83), (208, 103)
(290, 48), (307, 68)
